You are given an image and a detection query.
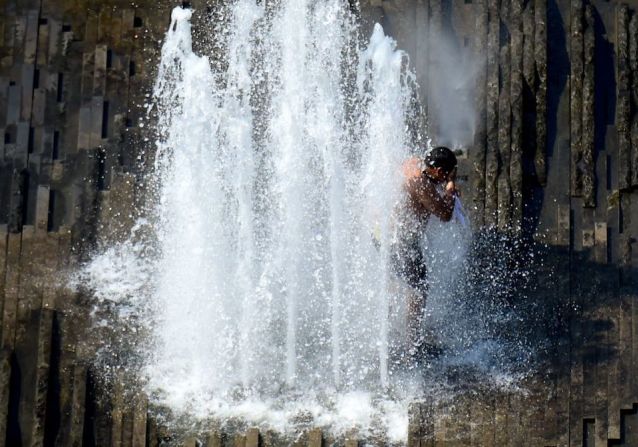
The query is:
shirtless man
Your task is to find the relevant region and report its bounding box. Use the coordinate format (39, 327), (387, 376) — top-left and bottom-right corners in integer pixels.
(391, 146), (458, 358)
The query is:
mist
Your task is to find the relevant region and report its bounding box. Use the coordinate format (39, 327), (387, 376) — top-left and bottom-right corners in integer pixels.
(424, 26), (481, 150)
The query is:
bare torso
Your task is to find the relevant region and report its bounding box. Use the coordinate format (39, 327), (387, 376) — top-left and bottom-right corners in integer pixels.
(396, 157), (454, 234)
(402, 157), (435, 226)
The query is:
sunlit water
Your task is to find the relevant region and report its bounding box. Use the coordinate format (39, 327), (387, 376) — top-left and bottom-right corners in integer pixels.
(77, 2), (542, 442)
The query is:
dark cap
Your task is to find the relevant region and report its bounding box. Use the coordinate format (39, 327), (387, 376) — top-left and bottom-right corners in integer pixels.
(425, 146), (457, 174)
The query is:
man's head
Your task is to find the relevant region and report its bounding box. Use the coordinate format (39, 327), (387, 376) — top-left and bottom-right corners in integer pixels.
(424, 146), (457, 183)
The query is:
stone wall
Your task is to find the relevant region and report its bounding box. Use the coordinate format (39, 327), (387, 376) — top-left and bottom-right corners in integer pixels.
(0, 1), (170, 445)
(0, 0), (637, 445)
(374, 0), (638, 445)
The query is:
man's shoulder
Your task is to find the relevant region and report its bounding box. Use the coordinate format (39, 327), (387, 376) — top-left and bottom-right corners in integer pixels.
(402, 157), (424, 179)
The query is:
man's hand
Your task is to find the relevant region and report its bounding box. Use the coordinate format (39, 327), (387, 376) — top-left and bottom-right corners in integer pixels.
(445, 180), (458, 197)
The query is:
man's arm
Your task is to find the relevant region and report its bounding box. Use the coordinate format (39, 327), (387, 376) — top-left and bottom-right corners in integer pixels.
(417, 178), (456, 222)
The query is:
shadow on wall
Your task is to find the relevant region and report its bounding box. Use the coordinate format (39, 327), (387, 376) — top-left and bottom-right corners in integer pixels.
(522, 0), (570, 237)
(525, 1), (616, 240)
(545, 0), (569, 160)
(457, 229), (630, 373)
(592, 6), (616, 166)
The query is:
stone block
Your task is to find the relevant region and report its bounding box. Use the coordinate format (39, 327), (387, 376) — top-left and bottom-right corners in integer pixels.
(46, 18), (62, 65)
(582, 228), (594, 248)
(617, 4), (631, 190)
(594, 221), (607, 263)
(30, 308), (54, 446)
(534, 0), (547, 186)
(206, 431), (223, 447)
(484, 0), (500, 228)
(23, 11), (39, 64)
(84, 11), (98, 48)
(90, 95), (104, 146)
(0, 348), (11, 447)
(6, 84), (21, 126)
(34, 185), (50, 234)
(31, 88), (46, 126)
(630, 15), (638, 188)
(77, 104), (91, 150)
(37, 20), (49, 67)
(1, 232), (21, 349)
(68, 364), (87, 447)
(557, 204), (570, 246)
(131, 397), (147, 447)
(496, 0), (512, 231)
(15, 121), (29, 160)
(570, 0), (584, 196)
(582, 4), (595, 208)
(19, 65), (35, 123)
(408, 401), (433, 446)
(308, 429), (323, 447)
(509, 0), (524, 231)
(13, 16), (27, 57)
(93, 44), (108, 96)
(233, 434), (246, 447)
(80, 50), (95, 101)
(471, 0), (487, 229)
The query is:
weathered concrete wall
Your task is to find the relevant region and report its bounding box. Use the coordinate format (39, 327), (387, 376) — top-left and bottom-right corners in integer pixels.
(0, 0), (637, 445)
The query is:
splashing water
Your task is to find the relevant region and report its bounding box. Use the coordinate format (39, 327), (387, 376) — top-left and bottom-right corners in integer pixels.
(76, 1), (538, 442)
(145, 1), (416, 437)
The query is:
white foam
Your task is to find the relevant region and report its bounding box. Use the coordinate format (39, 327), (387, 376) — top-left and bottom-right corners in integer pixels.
(171, 6), (192, 23)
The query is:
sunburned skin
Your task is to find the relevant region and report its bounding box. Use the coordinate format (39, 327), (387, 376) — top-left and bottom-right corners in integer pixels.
(393, 155), (458, 357)
(401, 156), (456, 224)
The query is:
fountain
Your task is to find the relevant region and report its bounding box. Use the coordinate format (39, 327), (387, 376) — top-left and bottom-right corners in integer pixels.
(79, 0), (530, 442)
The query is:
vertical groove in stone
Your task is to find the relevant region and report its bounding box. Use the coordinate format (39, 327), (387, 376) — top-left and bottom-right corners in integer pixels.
(428, 0), (442, 54)
(8, 169), (28, 234)
(131, 397), (147, 447)
(485, 0), (500, 227)
(408, 402), (434, 446)
(15, 229), (37, 352)
(619, 194), (632, 281)
(0, 230), (8, 348)
(570, 0), (584, 196)
(122, 409), (135, 447)
(206, 431), (223, 447)
(68, 364), (87, 447)
(413, 0), (429, 125)
(497, 0), (512, 230)
(2, 233), (22, 350)
(0, 348), (11, 447)
(31, 308), (53, 447)
(55, 317), (76, 446)
(472, 0), (488, 228)
(427, 0), (442, 140)
(523, 0), (535, 87)
(246, 428), (261, 447)
(510, 0), (524, 231)
(534, 0), (547, 186)
(617, 4), (631, 190)
(582, 4), (595, 207)
(629, 14), (638, 187)
(146, 415), (159, 447)
(110, 378), (124, 447)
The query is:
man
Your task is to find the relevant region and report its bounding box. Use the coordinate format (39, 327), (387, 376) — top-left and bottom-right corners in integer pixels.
(391, 146), (459, 359)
